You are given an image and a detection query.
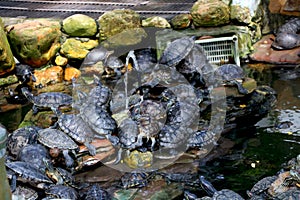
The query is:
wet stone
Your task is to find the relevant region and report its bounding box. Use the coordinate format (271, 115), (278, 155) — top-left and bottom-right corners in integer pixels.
(33, 66), (63, 88)
(62, 14), (97, 37)
(142, 16), (171, 28)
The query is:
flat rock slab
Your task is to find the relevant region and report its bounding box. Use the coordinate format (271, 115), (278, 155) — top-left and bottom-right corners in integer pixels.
(250, 34), (300, 65)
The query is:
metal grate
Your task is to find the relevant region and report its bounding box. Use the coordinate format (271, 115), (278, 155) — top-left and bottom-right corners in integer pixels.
(195, 35), (240, 66)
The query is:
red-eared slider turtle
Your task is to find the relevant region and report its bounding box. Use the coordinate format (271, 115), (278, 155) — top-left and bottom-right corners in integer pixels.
(199, 176), (244, 200)
(159, 36), (195, 67)
(44, 185), (79, 200)
(187, 130), (215, 149)
(81, 45), (113, 66)
(12, 185), (38, 200)
(274, 188), (300, 200)
(37, 128), (79, 168)
(121, 171), (152, 189)
(43, 158), (84, 189)
(17, 144), (51, 172)
(104, 55), (124, 77)
(130, 99), (166, 150)
(21, 87), (73, 116)
(80, 184), (111, 200)
(87, 75), (112, 110)
(214, 64), (248, 94)
(115, 118), (140, 164)
(79, 104), (118, 145)
(57, 113), (96, 156)
(6, 161), (53, 191)
(282, 168), (300, 187)
(7, 126), (39, 159)
(246, 176), (277, 199)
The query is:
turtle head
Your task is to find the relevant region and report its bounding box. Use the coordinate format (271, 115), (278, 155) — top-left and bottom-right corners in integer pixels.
(21, 87), (34, 103)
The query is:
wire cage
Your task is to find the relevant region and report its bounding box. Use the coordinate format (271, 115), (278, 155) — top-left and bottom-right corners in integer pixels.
(195, 35), (240, 66)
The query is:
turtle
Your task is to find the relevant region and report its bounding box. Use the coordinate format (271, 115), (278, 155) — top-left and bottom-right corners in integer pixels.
(37, 128), (79, 168)
(274, 188), (300, 200)
(187, 130), (216, 149)
(86, 75), (112, 110)
(43, 158), (84, 189)
(114, 117), (140, 164)
(6, 161), (53, 191)
(81, 45), (113, 66)
(57, 113), (97, 156)
(246, 176), (277, 199)
(104, 55), (124, 77)
(17, 143), (51, 172)
(12, 185), (39, 200)
(199, 176), (244, 200)
(79, 103), (119, 146)
(6, 126), (40, 159)
(130, 99), (166, 150)
(121, 171), (153, 189)
(44, 185), (79, 200)
(213, 64), (248, 94)
(80, 184), (111, 200)
(159, 36), (195, 67)
(282, 168), (300, 187)
(21, 87), (73, 116)
(15, 63), (36, 84)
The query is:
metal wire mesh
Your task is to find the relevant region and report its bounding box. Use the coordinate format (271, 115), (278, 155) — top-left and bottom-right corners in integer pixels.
(196, 35), (240, 66)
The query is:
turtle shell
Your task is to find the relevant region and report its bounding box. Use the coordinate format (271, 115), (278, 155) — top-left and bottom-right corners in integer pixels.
(37, 128), (78, 150)
(58, 113), (94, 144)
(213, 189), (244, 200)
(105, 55), (123, 69)
(7, 126), (39, 159)
(214, 64), (245, 81)
(82, 45), (111, 66)
(159, 36), (195, 67)
(80, 184), (110, 200)
(121, 171), (150, 189)
(6, 161), (53, 184)
(18, 144), (51, 172)
(34, 92), (73, 108)
(250, 176), (277, 195)
(45, 185), (79, 200)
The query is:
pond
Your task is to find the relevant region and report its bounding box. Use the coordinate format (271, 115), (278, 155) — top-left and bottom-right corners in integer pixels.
(0, 63), (300, 198)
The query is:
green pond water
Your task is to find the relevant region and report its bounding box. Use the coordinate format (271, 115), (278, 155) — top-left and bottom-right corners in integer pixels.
(0, 64), (300, 198)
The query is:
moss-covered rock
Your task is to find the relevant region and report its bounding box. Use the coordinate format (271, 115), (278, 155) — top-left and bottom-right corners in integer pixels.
(231, 5), (252, 24)
(101, 28), (147, 49)
(98, 9), (141, 41)
(191, 0), (230, 27)
(142, 16), (171, 28)
(0, 18), (15, 76)
(6, 19), (61, 68)
(62, 14), (98, 37)
(170, 14), (192, 29)
(60, 38), (98, 60)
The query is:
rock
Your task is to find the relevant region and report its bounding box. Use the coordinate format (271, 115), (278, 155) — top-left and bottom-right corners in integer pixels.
(101, 28), (147, 48)
(98, 9), (141, 41)
(268, 0), (300, 16)
(6, 19), (61, 67)
(250, 34), (300, 64)
(230, 0), (262, 24)
(190, 0), (230, 27)
(170, 14), (192, 29)
(62, 14), (98, 37)
(142, 16), (171, 28)
(19, 110), (57, 128)
(60, 38), (99, 60)
(33, 66), (63, 88)
(123, 150), (153, 169)
(54, 55), (68, 66)
(0, 75), (18, 86)
(64, 66), (81, 82)
(0, 18), (15, 76)
(230, 5), (252, 24)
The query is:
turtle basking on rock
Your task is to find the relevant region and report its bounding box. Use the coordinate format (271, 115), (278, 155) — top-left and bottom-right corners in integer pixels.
(21, 87), (73, 116)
